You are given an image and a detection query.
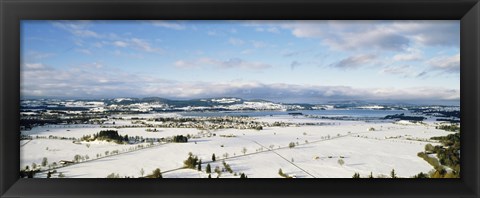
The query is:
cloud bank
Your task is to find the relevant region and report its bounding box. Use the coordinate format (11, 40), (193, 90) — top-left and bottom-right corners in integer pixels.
(21, 62), (459, 104)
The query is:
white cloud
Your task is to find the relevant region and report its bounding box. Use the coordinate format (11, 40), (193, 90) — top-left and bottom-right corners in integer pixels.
(23, 63), (45, 70)
(21, 62), (459, 103)
(72, 29), (101, 38)
(75, 49), (92, 55)
(21, 62), (168, 98)
(110, 39), (161, 53)
(255, 27), (280, 33)
(267, 21), (410, 51)
(380, 65), (426, 78)
(130, 38), (162, 53)
(174, 58), (271, 70)
(136, 82), (460, 103)
(24, 51), (55, 61)
(426, 54), (460, 73)
(393, 48), (423, 61)
(112, 41), (128, 47)
(391, 21), (459, 47)
(52, 21), (103, 38)
(251, 40), (267, 48)
(52, 21), (161, 54)
(174, 60), (192, 68)
(247, 20), (458, 52)
(217, 58), (271, 69)
(228, 38), (245, 46)
(330, 54), (376, 69)
(151, 21), (186, 30)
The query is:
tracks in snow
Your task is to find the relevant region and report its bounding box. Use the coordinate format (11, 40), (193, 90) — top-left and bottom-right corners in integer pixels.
(20, 139), (32, 147)
(239, 136), (317, 178)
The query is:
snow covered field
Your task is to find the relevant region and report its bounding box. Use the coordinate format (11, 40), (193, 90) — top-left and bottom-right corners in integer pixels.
(21, 114), (454, 178)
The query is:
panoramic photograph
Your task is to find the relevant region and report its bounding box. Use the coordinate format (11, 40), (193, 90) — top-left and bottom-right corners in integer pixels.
(20, 20), (460, 178)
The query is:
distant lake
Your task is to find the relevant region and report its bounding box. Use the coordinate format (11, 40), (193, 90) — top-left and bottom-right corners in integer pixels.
(178, 109), (408, 118)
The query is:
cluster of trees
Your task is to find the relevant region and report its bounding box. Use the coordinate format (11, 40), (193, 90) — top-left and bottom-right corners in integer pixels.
(288, 142), (296, 148)
(205, 160), (234, 175)
(352, 173), (361, 178)
(350, 170), (436, 179)
(421, 110), (460, 118)
(172, 135), (188, 143)
(435, 118), (460, 123)
(214, 166), (221, 176)
(183, 153), (200, 169)
(150, 168), (163, 178)
(352, 169), (397, 178)
(419, 133), (460, 178)
(145, 128), (159, 132)
(240, 173), (248, 178)
(435, 124), (460, 132)
(106, 173), (121, 178)
(20, 169), (38, 178)
(417, 152), (441, 169)
(413, 172), (429, 178)
(81, 130), (128, 144)
(151, 116), (265, 130)
(222, 161), (233, 174)
(140, 168), (163, 178)
(384, 113), (425, 121)
(431, 133), (460, 148)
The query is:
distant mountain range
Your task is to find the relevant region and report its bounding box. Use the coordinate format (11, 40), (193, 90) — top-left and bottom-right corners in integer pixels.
(20, 97), (458, 112)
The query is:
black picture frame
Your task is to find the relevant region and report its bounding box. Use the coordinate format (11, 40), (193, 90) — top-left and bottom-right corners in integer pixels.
(1, 0), (479, 197)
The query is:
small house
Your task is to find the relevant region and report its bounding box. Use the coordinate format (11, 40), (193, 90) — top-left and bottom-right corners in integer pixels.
(59, 160), (74, 165)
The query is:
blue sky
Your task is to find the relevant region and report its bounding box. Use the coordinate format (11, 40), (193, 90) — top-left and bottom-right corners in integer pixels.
(21, 20), (460, 104)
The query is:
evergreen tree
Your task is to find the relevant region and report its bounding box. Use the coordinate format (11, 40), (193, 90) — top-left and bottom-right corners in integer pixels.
(198, 160), (202, 171)
(206, 163), (211, 173)
(352, 173), (360, 178)
(212, 153), (216, 161)
(390, 169), (397, 178)
(41, 157), (48, 167)
(152, 168), (162, 178)
(413, 172), (428, 178)
(368, 172), (374, 178)
(288, 142), (295, 148)
(240, 173), (247, 178)
(183, 154), (199, 169)
(208, 174), (211, 178)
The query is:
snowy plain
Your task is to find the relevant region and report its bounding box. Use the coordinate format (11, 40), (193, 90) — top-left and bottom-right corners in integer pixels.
(21, 114), (454, 178)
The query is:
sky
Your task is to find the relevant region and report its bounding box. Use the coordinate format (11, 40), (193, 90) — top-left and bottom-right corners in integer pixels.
(20, 20), (460, 105)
